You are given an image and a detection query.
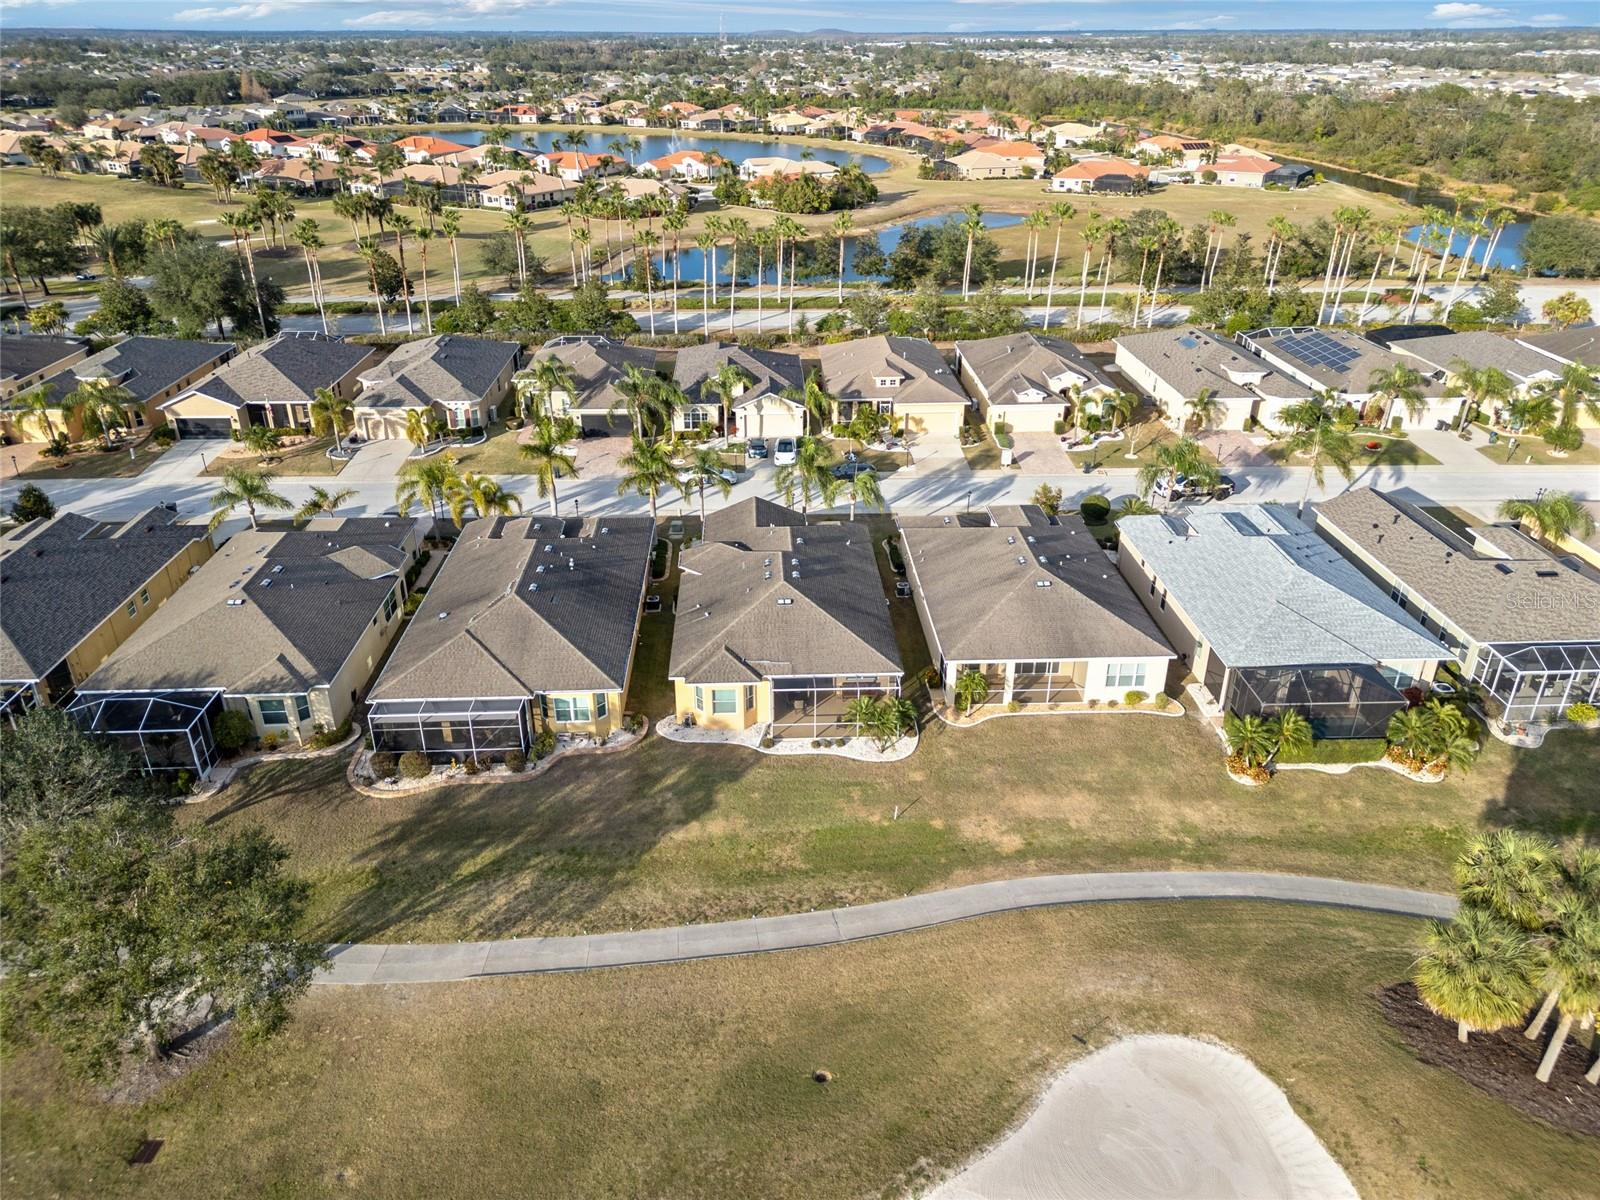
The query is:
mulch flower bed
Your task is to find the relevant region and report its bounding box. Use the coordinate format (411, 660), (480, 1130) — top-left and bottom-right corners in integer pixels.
(1377, 981), (1600, 1137)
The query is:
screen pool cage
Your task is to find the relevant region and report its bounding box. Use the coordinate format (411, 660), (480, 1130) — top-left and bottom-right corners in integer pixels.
(1225, 663), (1409, 740)
(1473, 641), (1600, 726)
(68, 689), (225, 776)
(366, 697), (531, 760)
(770, 674), (902, 740)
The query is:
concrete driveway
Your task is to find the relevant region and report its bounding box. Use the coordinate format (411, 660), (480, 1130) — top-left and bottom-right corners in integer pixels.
(340, 438), (416, 483)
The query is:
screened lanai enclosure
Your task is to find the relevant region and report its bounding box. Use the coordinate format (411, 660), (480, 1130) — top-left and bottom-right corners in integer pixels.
(769, 673), (902, 739)
(366, 697), (531, 759)
(1473, 641), (1600, 726)
(1223, 663), (1410, 740)
(68, 690), (225, 776)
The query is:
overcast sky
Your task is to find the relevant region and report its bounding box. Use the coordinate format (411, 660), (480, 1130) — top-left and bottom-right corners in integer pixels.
(0, 0), (1591, 35)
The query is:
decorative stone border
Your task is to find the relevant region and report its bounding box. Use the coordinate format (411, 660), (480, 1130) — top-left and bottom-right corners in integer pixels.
(183, 725), (365, 802)
(344, 717), (649, 799)
(933, 698), (1188, 728)
(1272, 756), (1443, 784)
(655, 716), (917, 763)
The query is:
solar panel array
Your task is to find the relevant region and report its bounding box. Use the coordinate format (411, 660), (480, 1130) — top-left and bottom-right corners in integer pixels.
(1275, 330), (1363, 375)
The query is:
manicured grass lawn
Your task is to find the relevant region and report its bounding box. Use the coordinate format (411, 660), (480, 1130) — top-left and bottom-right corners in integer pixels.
(445, 422), (533, 476)
(959, 425), (1005, 470)
(199, 436), (346, 477)
(182, 688), (1598, 943)
(4, 903), (1595, 1199)
(1062, 418), (1204, 471)
(1476, 436), (1600, 467)
(15, 435), (171, 480)
(1261, 434), (1439, 467)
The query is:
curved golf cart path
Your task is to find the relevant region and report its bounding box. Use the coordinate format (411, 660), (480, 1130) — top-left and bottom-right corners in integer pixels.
(317, 870), (1456, 986)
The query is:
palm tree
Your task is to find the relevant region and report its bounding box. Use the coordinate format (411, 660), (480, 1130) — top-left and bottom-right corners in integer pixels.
(612, 362), (667, 433)
(1040, 200), (1074, 331)
(1497, 491), (1596, 548)
(389, 211), (417, 332)
(521, 357), (578, 422)
(395, 454), (463, 523)
(843, 468), (884, 520)
(1021, 207), (1048, 293)
(357, 236), (390, 335)
(959, 203), (984, 299)
(309, 387), (351, 455)
(1076, 210), (1103, 329)
(1540, 362), (1600, 434)
(402, 407), (436, 454)
(775, 438), (843, 515)
(1270, 710), (1313, 760)
(240, 424), (283, 461)
(1505, 392), (1558, 437)
(832, 211), (853, 302)
(1096, 216), (1127, 320)
(781, 370), (836, 435)
(1184, 388), (1223, 434)
(1202, 209), (1236, 289)
(295, 485), (356, 520)
(12, 383), (60, 443)
(414, 226), (435, 334)
(723, 216), (750, 338)
(1367, 364), (1428, 429)
(1413, 906), (1540, 1043)
(705, 361), (753, 432)
(1280, 392), (1358, 516)
(291, 218), (329, 335)
(519, 419), (578, 517)
(750, 225), (775, 335)
(693, 230), (718, 342)
(1136, 436), (1216, 500)
(1112, 495), (1158, 521)
(678, 447), (733, 524)
(616, 434), (677, 522)
(1222, 712), (1276, 768)
(221, 209), (269, 335)
(662, 204), (688, 334)
(1455, 830), (1559, 932)
(953, 667), (989, 715)
(1449, 362), (1513, 432)
(448, 472), (522, 526)
(441, 207), (463, 301)
(1532, 910), (1600, 1084)
(207, 466), (290, 532)
(63, 380), (132, 448)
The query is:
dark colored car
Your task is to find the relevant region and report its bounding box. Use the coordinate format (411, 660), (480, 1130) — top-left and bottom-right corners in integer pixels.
(746, 438), (769, 460)
(831, 453), (876, 480)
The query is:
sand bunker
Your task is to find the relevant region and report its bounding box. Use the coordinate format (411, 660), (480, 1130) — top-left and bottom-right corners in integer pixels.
(929, 1035), (1358, 1200)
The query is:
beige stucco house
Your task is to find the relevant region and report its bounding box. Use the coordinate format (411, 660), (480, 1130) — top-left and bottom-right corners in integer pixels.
(817, 335), (970, 439)
(352, 334), (521, 440)
(671, 342), (807, 438)
(955, 333), (1118, 434)
(160, 332), (376, 438)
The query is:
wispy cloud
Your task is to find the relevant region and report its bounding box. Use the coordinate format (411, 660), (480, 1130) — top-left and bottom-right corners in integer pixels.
(1428, 2), (1511, 25)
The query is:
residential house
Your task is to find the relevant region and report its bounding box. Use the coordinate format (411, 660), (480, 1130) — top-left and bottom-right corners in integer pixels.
(681, 104), (758, 132)
(816, 336), (970, 439)
(366, 515), (654, 757)
(534, 150), (624, 182)
(1044, 120), (1105, 148)
(477, 169), (577, 211)
(1264, 163), (1315, 188)
(640, 149), (716, 181)
(1516, 328), (1600, 429)
(1114, 325), (1311, 431)
(160, 332), (377, 438)
(672, 343), (805, 437)
(519, 335), (658, 434)
(391, 134), (473, 163)
(494, 103), (547, 125)
(352, 335), (520, 439)
(253, 155), (342, 193)
(1236, 326), (1458, 429)
(0, 334), (91, 401)
(668, 498), (904, 739)
(955, 333), (1117, 434)
(1118, 505), (1445, 738)
(948, 140), (1046, 179)
(738, 156), (839, 182)
(660, 101), (705, 124)
(1386, 331), (1564, 405)
(238, 128), (302, 157)
(900, 505), (1174, 711)
(3, 336), (234, 443)
(1203, 154), (1278, 187)
(1314, 488), (1600, 726)
(0, 509), (213, 721)
(1048, 158), (1149, 194)
(72, 518), (423, 776)
(1135, 134), (1213, 168)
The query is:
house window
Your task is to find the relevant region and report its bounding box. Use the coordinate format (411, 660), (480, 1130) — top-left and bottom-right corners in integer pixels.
(745, 685), (756, 710)
(125, 600), (138, 618)
(874, 376), (902, 389)
(712, 688), (737, 714)
(552, 695), (592, 722)
(258, 698), (290, 726)
(139, 588), (151, 606)
(295, 695), (312, 722)
(596, 693), (608, 719)
(693, 686), (704, 711)
(683, 406), (713, 427)
(383, 587), (399, 621)
(1104, 662), (1148, 689)
(1379, 666), (1415, 690)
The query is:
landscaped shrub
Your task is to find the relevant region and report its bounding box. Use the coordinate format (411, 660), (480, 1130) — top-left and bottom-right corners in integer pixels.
(810, 739), (822, 749)
(1053, 419), (1068, 436)
(1153, 694), (1172, 710)
(534, 728), (557, 759)
(463, 758), (481, 775)
(152, 424), (177, 445)
(398, 751), (431, 779)
(212, 709), (255, 754)
(1007, 699), (1022, 713)
(1087, 698), (1100, 709)
(1124, 691), (1147, 706)
(760, 736), (776, 748)
(503, 749), (526, 772)
(1565, 702), (1598, 723)
(368, 751), (398, 779)
(1226, 754), (1271, 783)
(260, 732), (281, 752)
(1078, 494), (1111, 523)
(307, 720), (352, 749)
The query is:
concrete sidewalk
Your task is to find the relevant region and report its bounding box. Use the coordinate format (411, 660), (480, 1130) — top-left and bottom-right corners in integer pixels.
(316, 870), (1456, 985)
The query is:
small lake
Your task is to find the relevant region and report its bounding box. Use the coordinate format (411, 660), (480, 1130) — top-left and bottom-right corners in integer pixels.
(418, 128), (891, 175)
(604, 211), (1025, 285)
(1276, 156), (1531, 270)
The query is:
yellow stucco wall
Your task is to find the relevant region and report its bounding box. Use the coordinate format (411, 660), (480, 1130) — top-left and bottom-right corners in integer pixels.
(901, 403), (966, 438)
(673, 679), (771, 730)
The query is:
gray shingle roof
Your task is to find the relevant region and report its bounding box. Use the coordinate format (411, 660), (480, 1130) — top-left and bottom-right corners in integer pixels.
(1386, 332), (1562, 386)
(29, 336), (234, 407)
(670, 499), (902, 684)
(900, 510), (1172, 663)
(370, 515), (654, 701)
(817, 336), (967, 406)
(0, 509), (203, 682)
(1118, 504), (1443, 668)
(528, 337), (657, 413)
(165, 333), (372, 412)
(1517, 328), (1600, 369)
(1314, 488), (1600, 646)
(1113, 325), (1309, 402)
(79, 518), (417, 697)
(0, 334), (90, 388)
(672, 342), (804, 408)
(1240, 327), (1447, 397)
(355, 335), (520, 411)
(955, 333), (1114, 404)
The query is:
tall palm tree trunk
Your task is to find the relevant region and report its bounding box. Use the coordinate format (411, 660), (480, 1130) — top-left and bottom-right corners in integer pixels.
(1535, 1013), (1573, 1083)
(1525, 990), (1561, 1039)
(1043, 226), (1063, 332)
(1148, 251), (1167, 329)
(1076, 248), (1091, 328)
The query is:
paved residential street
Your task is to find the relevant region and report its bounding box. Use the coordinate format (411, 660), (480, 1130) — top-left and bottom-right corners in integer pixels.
(317, 870), (1458, 985)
